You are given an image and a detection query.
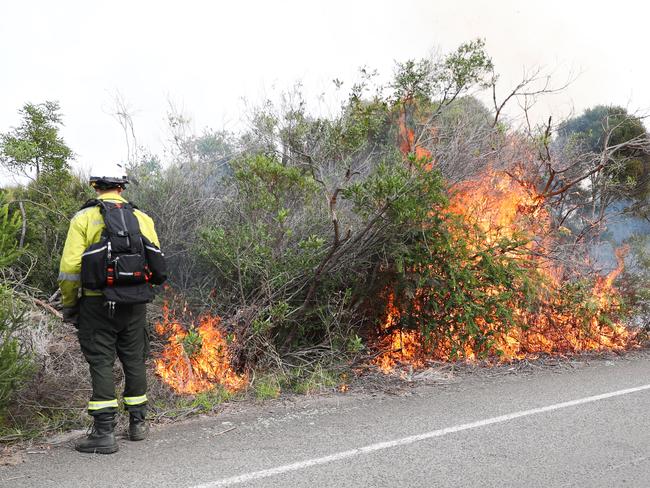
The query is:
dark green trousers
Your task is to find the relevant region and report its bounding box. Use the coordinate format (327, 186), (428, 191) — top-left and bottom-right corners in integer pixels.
(78, 296), (149, 417)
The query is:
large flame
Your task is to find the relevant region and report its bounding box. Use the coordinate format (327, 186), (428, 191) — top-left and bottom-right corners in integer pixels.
(154, 305), (248, 394)
(374, 167), (634, 373)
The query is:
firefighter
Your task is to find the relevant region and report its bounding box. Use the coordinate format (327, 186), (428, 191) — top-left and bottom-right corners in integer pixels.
(59, 175), (162, 454)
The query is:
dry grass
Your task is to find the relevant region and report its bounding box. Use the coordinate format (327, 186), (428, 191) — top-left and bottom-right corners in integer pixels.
(1, 311), (89, 443)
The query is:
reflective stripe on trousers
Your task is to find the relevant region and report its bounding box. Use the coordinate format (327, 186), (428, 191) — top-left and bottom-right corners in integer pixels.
(123, 394), (148, 406)
(88, 399), (119, 410)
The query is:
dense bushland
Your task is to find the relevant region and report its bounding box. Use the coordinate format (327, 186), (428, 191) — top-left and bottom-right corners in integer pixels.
(0, 40), (649, 439)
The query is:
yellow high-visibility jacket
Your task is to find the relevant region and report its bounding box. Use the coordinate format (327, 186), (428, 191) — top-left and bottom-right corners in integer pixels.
(58, 192), (161, 307)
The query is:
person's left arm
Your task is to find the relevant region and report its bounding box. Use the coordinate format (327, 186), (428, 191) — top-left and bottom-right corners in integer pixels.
(58, 214), (87, 323)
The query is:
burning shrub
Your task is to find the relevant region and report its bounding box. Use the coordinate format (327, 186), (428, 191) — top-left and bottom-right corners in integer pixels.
(373, 169), (634, 371)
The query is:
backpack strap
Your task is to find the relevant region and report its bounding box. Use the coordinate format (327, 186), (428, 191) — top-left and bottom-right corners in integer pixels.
(79, 198), (101, 211)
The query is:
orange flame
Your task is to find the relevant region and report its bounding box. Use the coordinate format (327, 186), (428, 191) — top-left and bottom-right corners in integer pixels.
(397, 107), (433, 163)
(374, 168), (635, 373)
(154, 305), (248, 394)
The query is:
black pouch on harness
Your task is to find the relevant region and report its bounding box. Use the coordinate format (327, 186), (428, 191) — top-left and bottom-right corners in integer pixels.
(103, 282), (154, 305)
(80, 241), (108, 290)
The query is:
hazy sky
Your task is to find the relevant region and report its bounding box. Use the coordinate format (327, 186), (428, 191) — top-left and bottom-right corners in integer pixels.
(1, 0), (649, 180)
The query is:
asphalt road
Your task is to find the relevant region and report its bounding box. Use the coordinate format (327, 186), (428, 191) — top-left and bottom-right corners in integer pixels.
(2, 352), (650, 488)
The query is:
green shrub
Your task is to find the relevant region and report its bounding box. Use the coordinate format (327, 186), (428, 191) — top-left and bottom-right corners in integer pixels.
(0, 288), (34, 419)
(0, 197), (22, 267)
(0, 201), (33, 420)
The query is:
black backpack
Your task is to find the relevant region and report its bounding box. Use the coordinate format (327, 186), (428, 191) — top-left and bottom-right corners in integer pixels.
(80, 199), (167, 306)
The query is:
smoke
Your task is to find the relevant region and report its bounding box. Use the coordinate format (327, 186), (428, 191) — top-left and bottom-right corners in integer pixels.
(590, 200), (650, 273)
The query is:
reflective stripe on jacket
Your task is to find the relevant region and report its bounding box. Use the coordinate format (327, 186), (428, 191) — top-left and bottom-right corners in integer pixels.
(58, 193), (161, 307)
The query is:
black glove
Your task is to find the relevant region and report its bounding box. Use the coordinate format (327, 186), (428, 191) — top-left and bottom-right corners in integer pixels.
(62, 305), (80, 327)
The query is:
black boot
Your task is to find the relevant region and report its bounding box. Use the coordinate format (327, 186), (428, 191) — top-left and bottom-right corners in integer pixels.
(75, 413), (119, 454)
(128, 410), (149, 441)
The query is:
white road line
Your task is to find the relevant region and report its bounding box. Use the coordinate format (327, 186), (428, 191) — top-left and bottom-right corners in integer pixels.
(190, 383), (650, 488)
